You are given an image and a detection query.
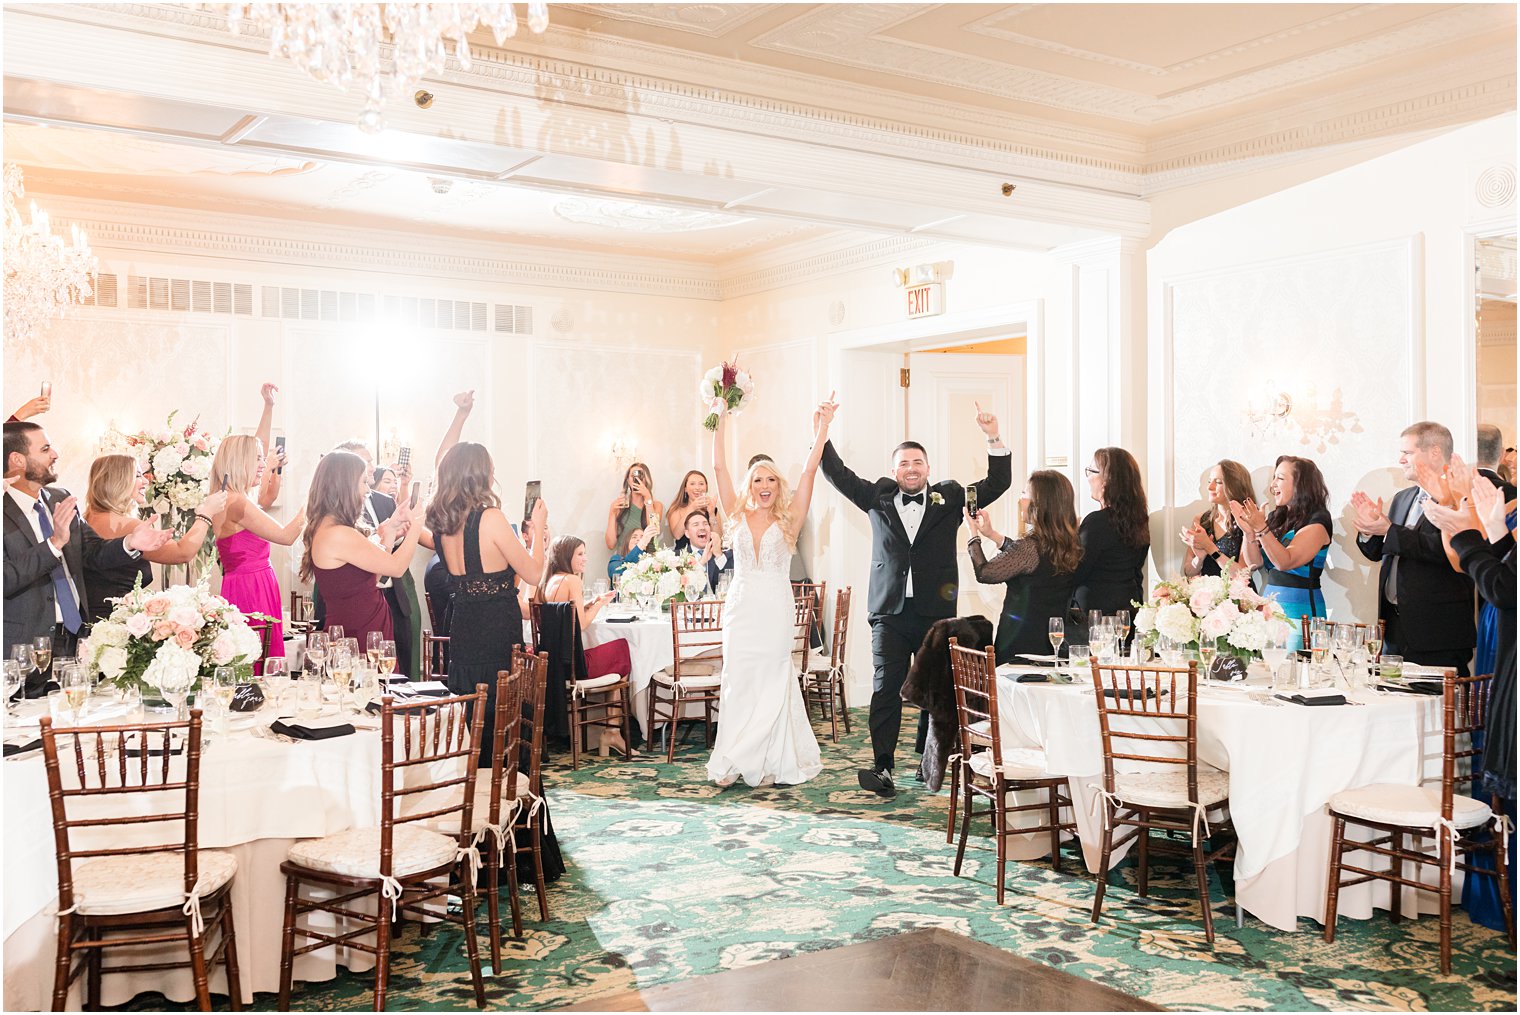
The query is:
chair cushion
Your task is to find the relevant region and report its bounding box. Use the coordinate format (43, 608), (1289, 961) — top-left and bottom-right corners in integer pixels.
(968, 748), (1052, 781)
(653, 667), (721, 689)
(419, 773), (533, 835)
(1111, 767), (1229, 810)
(806, 651), (835, 673)
(287, 824), (459, 879)
(967, 719), (991, 742)
(1329, 783), (1493, 830)
(571, 673), (624, 692)
(72, 850), (237, 916)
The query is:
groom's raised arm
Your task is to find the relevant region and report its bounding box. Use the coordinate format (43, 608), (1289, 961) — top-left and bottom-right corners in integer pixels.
(820, 441), (878, 512)
(968, 403), (1013, 507)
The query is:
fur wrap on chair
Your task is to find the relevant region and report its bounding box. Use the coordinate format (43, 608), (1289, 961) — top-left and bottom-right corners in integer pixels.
(901, 615), (995, 790)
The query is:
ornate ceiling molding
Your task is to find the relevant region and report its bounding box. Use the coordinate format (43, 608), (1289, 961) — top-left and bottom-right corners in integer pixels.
(717, 233), (939, 300)
(563, 4), (774, 39)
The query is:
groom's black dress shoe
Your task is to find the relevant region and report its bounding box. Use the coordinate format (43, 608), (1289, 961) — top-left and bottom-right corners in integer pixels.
(858, 768), (896, 798)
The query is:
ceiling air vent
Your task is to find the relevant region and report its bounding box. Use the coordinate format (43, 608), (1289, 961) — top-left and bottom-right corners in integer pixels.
(81, 272), (118, 308)
(120, 274), (252, 316)
(494, 304), (532, 334)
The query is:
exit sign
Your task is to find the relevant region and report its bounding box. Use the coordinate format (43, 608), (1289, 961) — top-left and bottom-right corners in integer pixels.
(905, 282), (944, 318)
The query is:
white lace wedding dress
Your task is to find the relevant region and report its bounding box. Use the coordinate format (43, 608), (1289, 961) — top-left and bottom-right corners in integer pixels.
(706, 520), (823, 788)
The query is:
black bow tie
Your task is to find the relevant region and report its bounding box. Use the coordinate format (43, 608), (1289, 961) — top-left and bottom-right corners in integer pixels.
(900, 492), (925, 507)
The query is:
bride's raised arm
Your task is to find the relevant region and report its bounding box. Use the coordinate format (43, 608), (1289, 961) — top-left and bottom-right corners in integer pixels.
(786, 393), (836, 543)
(711, 408), (740, 516)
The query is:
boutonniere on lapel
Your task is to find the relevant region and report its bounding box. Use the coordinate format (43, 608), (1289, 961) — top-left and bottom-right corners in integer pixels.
(929, 492), (944, 506)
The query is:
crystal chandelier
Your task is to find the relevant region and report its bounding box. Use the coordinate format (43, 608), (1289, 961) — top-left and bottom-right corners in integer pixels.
(214, 3), (551, 133)
(4, 164), (96, 351)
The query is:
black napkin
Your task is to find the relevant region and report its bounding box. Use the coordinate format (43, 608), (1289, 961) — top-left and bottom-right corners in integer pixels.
(1103, 687), (1163, 699)
(605, 616), (638, 624)
(1376, 681), (1441, 696)
(1014, 654), (1062, 667)
(1275, 693), (1347, 706)
(1016, 673), (1050, 683)
(124, 733), (184, 756)
(270, 720), (355, 740)
(4, 739), (41, 756)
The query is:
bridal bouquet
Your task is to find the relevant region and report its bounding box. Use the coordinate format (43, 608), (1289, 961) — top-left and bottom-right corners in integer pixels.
(617, 547), (705, 607)
(699, 358), (754, 431)
(1133, 571), (1293, 658)
(102, 412), (222, 541)
(79, 579), (265, 696)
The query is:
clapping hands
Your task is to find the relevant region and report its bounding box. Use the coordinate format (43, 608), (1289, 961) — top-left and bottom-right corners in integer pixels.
(1228, 498), (1268, 536)
(1180, 521), (1217, 557)
(1350, 490), (1390, 536)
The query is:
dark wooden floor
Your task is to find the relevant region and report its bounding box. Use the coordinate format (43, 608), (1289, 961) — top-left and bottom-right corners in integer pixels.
(558, 928), (1164, 1011)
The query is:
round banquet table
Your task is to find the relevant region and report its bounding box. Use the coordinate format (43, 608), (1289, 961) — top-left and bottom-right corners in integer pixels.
(991, 663), (1458, 932)
(3, 696), (396, 1010)
(585, 613), (675, 739)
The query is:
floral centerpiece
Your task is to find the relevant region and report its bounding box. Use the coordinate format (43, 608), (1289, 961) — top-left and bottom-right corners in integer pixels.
(699, 358), (754, 431)
(1133, 571), (1293, 659)
(79, 579), (266, 697)
(100, 412), (221, 552)
(616, 547), (706, 608)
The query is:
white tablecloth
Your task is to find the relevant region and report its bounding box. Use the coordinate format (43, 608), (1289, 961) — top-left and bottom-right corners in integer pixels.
(993, 666), (1452, 932)
(3, 700), (390, 1010)
(586, 615), (673, 738)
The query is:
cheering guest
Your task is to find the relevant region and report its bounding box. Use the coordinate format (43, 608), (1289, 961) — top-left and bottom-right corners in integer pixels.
(7, 390), (51, 422)
(1352, 421), (1476, 673)
(1476, 423), (1517, 500)
(1072, 447), (1150, 624)
(666, 470), (717, 542)
(1180, 460), (1253, 578)
(422, 390), (477, 635)
(4, 421), (170, 686)
(537, 536), (618, 629)
(605, 462), (663, 578)
(674, 508), (733, 595)
(212, 433), (303, 658)
(372, 466), (400, 500)
(967, 470), (1082, 663)
(1233, 456), (1332, 651)
(81, 454), (229, 621)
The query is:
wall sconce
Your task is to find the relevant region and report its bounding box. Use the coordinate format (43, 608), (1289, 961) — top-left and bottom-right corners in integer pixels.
(97, 419), (133, 458)
(610, 436), (638, 472)
(380, 429), (408, 468)
(1242, 386), (1362, 453)
(1244, 392), (1293, 438)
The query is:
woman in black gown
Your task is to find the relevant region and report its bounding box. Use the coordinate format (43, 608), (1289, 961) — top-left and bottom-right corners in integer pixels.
(1071, 447), (1151, 640)
(425, 442), (564, 881)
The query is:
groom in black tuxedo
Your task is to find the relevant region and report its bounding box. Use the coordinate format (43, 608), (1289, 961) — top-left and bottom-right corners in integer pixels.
(821, 403), (1011, 796)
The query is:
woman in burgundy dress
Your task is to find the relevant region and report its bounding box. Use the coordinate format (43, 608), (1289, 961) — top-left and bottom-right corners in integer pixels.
(301, 451), (423, 645)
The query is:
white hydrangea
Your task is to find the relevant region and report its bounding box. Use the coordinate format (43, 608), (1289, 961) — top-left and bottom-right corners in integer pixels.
(152, 445), (185, 479)
(1134, 606), (1157, 634)
(142, 641), (202, 691)
(90, 620), (130, 648)
(97, 646), (129, 681)
(230, 619), (262, 661)
(169, 481), (204, 510)
(1154, 602), (1198, 644)
(1226, 611), (1270, 652)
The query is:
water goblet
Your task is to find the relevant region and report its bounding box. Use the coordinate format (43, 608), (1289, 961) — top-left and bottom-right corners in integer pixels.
(1047, 617), (1065, 659)
(297, 671), (322, 719)
(592, 579), (609, 600)
(3, 659), (22, 717)
(156, 669), (194, 722)
(1067, 643), (1090, 682)
(1261, 630), (1289, 687)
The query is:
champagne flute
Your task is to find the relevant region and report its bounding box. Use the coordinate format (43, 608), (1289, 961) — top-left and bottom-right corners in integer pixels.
(377, 640), (397, 680)
(366, 631), (382, 668)
(60, 663), (89, 725)
(11, 644), (32, 690)
(1198, 637), (1218, 678)
(1047, 617), (1065, 659)
(1114, 609), (1132, 646)
(1363, 630), (1383, 664)
(1310, 628), (1330, 668)
(327, 624), (345, 644)
(210, 665), (238, 710)
(31, 636), (53, 681)
(328, 647), (353, 707)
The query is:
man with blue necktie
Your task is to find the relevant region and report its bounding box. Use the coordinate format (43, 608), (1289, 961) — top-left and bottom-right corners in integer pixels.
(4, 421), (170, 695)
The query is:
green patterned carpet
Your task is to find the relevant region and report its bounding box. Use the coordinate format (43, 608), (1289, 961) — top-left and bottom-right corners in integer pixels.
(121, 716), (1516, 1012)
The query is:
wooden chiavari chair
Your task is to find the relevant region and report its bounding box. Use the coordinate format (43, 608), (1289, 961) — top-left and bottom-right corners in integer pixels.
(277, 688), (489, 1011)
(422, 632), (450, 681)
(42, 710), (241, 1012)
(511, 646), (553, 922)
(562, 610), (634, 771)
(1089, 659), (1235, 945)
(246, 618), (275, 676)
(947, 640), (1074, 903)
(801, 586), (853, 741)
(649, 601), (724, 764)
(792, 580), (827, 654)
(1324, 669), (1514, 972)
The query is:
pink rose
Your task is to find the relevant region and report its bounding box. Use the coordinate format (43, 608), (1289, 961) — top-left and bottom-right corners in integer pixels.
(151, 621), (175, 642)
(1154, 587), (1174, 603)
(144, 597), (170, 617)
(174, 628), (197, 648)
(125, 613), (153, 638)
(194, 436), (210, 452)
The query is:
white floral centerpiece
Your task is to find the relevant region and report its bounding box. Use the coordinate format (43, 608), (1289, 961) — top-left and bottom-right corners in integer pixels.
(102, 412), (221, 549)
(616, 547), (706, 607)
(79, 579), (266, 697)
(698, 358), (755, 431)
(1133, 571), (1293, 659)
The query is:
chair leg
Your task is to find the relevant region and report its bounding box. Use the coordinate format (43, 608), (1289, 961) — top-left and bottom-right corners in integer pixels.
(373, 892), (391, 1013)
(186, 911), (213, 1011)
(459, 875), (487, 1008)
(86, 927), (102, 1010)
(1047, 786), (1062, 874)
(1323, 816), (1345, 943)
(221, 896), (244, 1011)
(486, 848), (502, 974)
(1389, 829), (1404, 924)
(953, 776), (975, 877)
(1439, 834), (1453, 976)
(505, 848), (525, 939)
(838, 673), (851, 734)
(620, 683), (633, 757)
(530, 819), (550, 922)
(1494, 813), (1516, 945)
(1137, 813), (1150, 897)
(277, 875), (299, 1010)
(52, 914), (73, 1012)
(665, 691), (678, 764)
(1192, 836), (1216, 946)
(946, 760), (960, 845)
(569, 699), (581, 771)
(994, 782), (1008, 906)
(1092, 809), (1115, 926)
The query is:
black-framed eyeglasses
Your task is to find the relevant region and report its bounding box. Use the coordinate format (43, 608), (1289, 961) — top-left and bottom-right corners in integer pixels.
(1084, 467), (1100, 476)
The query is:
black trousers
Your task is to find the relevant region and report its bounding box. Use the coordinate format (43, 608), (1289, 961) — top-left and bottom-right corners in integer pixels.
(867, 607), (937, 773)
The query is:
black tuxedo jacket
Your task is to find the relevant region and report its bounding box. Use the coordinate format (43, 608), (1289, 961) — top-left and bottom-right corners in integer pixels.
(821, 441), (1011, 618)
(1355, 485), (1475, 655)
(3, 486), (133, 652)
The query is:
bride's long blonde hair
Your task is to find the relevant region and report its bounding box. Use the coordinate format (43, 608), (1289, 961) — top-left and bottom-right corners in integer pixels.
(727, 459), (798, 549)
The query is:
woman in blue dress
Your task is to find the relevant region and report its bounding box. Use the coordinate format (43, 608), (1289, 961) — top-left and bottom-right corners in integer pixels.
(1232, 456), (1332, 652)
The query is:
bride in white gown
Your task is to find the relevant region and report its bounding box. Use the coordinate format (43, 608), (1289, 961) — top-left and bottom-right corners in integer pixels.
(704, 396), (836, 788)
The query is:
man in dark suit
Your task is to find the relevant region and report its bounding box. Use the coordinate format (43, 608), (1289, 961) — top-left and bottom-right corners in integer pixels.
(1351, 421), (1476, 674)
(4, 421), (170, 694)
(821, 403), (1011, 796)
(1475, 423), (1517, 501)
(673, 508), (733, 595)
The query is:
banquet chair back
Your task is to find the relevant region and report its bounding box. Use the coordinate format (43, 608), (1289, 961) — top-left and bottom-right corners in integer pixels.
(510, 646), (553, 921)
(278, 688), (489, 1012)
(41, 710), (242, 1011)
(1324, 669), (1512, 971)
(559, 605), (634, 770)
(791, 592), (817, 676)
(1088, 659), (1235, 944)
(422, 632), (450, 680)
(247, 619), (276, 675)
(478, 664), (528, 968)
(423, 591), (445, 633)
(650, 600), (725, 764)
(947, 640), (1073, 902)
(792, 580), (827, 650)
(802, 586), (853, 741)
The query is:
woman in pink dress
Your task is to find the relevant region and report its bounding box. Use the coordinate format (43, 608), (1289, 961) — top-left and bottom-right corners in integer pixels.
(211, 389), (303, 657)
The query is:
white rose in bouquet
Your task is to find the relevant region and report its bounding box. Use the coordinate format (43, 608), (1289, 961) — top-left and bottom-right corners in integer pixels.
(180, 454), (211, 481)
(1154, 602), (1198, 644)
(1134, 606), (1157, 634)
(209, 631), (240, 665)
(1187, 575), (1227, 618)
(152, 445), (185, 479)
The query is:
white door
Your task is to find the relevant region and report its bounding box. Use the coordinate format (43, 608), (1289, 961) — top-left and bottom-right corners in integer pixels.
(905, 351), (1026, 626)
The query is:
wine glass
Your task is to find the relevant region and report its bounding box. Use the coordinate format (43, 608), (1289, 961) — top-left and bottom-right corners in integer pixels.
(326, 624), (345, 644)
(1310, 628), (1330, 668)
(366, 631), (382, 668)
(211, 665), (238, 708)
(1158, 634), (1184, 667)
(305, 632), (328, 679)
(1363, 628), (1384, 664)
(377, 640), (397, 680)
(592, 579), (609, 600)
(156, 669), (194, 722)
(1047, 618), (1065, 658)
(262, 657), (288, 713)
(31, 636), (53, 682)
(3, 659), (23, 717)
(1331, 623), (1356, 672)
(1114, 609), (1132, 653)
(1198, 637), (1218, 677)
(56, 663), (89, 725)
(1261, 629), (1289, 685)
